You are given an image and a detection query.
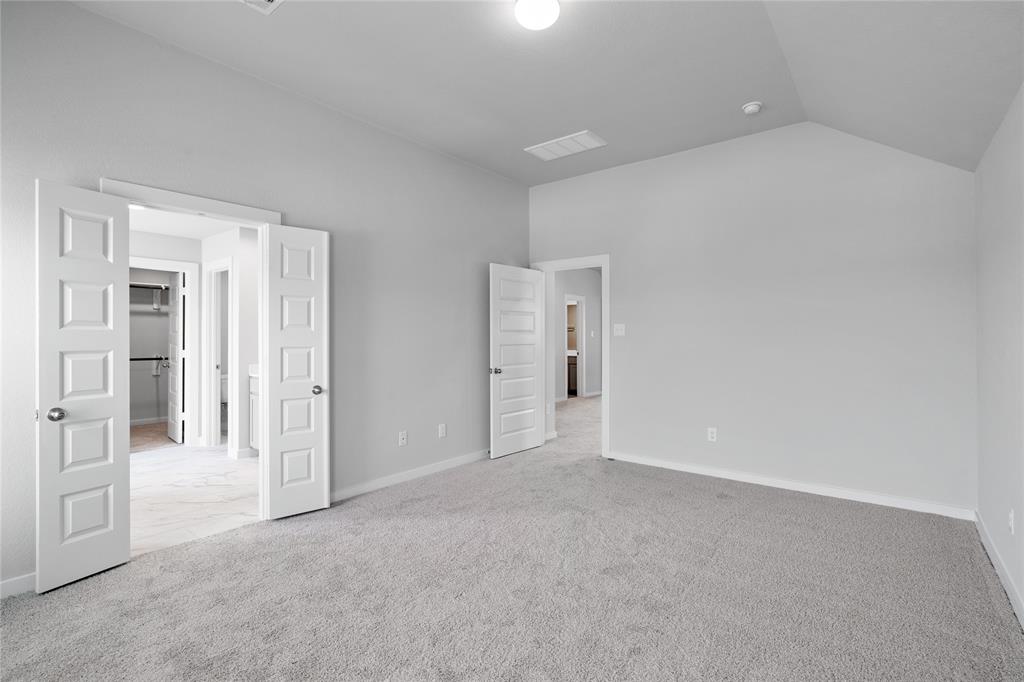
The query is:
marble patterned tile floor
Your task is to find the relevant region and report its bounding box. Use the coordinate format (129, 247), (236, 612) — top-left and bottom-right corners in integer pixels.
(131, 445), (259, 557)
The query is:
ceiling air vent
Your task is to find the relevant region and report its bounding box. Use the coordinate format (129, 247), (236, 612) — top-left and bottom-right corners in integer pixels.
(524, 130), (607, 161)
(240, 0), (283, 16)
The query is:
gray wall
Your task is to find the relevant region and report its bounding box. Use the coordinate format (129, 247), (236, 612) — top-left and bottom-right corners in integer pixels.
(531, 122), (977, 510)
(552, 269), (602, 400)
(129, 268), (172, 424)
(0, 1), (527, 582)
(976, 83), (1024, 607)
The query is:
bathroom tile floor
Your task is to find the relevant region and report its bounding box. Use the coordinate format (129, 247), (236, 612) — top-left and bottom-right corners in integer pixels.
(131, 444), (259, 556)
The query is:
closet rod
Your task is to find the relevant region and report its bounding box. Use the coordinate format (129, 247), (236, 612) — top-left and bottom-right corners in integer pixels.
(130, 356), (168, 362)
(129, 282), (168, 290)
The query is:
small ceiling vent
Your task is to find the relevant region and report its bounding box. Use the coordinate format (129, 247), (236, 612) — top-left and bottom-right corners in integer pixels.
(240, 0), (283, 16)
(524, 130), (607, 161)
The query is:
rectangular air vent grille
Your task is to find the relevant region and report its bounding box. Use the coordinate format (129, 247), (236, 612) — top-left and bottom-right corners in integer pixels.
(524, 130), (607, 161)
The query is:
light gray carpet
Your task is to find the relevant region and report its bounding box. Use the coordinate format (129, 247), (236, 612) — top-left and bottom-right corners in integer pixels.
(3, 397), (1022, 680)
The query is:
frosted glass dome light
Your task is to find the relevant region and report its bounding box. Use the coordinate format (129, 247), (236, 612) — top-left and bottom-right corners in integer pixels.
(515, 0), (560, 30)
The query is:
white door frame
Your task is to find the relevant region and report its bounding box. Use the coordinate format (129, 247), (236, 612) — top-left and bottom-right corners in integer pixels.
(100, 179), (282, 521)
(129, 256), (200, 447)
(202, 259), (232, 449)
(531, 255), (610, 458)
(563, 294), (585, 399)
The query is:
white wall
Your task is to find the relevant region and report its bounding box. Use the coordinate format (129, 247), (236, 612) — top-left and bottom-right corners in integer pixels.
(128, 268), (172, 424)
(975, 83), (1024, 615)
(531, 122), (977, 511)
(552, 269), (602, 400)
(0, 2), (527, 583)
(130, 231), (202, 263)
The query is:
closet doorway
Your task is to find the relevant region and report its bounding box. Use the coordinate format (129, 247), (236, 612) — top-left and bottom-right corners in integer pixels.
(127, 263), (195, 453)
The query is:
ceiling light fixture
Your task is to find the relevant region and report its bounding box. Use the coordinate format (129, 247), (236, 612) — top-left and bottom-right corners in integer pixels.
(742, 101), (763, 116)
(515, 0), (560, 31)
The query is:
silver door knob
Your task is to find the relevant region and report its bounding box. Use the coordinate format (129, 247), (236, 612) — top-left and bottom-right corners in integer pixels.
(47, 407), (67, 422)
(311, 385), (323, 395)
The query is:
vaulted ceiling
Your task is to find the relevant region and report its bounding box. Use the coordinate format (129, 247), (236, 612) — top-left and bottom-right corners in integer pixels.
(82, 1), (1023, 185)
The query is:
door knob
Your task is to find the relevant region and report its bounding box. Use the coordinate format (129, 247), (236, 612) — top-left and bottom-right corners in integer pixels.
(311, 385), (323, 395)
(494, 368), (503, 374)
(47, 407), (67, 422)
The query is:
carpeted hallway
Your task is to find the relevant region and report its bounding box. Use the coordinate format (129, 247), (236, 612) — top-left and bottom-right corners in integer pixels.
(2, 396), (1022, 680)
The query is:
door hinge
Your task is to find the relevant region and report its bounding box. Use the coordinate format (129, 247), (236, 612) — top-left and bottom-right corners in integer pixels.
(35, 409), (39, 422)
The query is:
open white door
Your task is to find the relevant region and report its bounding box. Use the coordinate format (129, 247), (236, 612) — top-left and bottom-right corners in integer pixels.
(166, 273), (184, 443)
(36, 180), (130, 592)
(489, 264), (545, 459)
(261, 224), (331, 519)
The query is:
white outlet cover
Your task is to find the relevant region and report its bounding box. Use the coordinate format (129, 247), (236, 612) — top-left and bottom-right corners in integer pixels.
(398, 430), (408, 446)
(707, 427), (718, 442)
(613, 323), (626, 337)
(438, 423), (447, 438)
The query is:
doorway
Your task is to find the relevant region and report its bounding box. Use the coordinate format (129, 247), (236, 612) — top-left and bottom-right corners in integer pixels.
(36, 178), (333, 592)
(128, 208), (259, 556)
(532, 256), (611, 458)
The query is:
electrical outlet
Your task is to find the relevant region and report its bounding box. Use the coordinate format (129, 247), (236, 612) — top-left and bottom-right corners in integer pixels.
(1010, 509), (1015, 536)
(707, 427), (718, 443)
(398, 430), (408, 447)
(613, 323), (626, 337)
(437, 423), (447, 438)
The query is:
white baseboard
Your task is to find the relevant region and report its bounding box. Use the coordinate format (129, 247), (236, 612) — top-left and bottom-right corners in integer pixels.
(130, 417), (167, 426)
(545, 431), (558, 441)
(580, 390), (602, 398)
(976, 511), (1023, 626)
(331, 449), (488, 503)
(1, 572), (34, 598)
(607, 451), (976, 521)
(229, 447), (258, 460)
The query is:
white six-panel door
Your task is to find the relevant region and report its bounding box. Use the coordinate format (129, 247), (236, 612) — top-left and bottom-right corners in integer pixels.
(36, 180), (130, 592)
(489, 264), (545, 459)
(261, 224), (331, 519)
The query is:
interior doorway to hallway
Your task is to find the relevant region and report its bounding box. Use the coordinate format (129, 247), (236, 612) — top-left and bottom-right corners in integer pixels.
(532, 255), (611, 458)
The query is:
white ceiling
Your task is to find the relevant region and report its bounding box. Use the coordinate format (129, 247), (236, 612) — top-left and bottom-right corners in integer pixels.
(83, 1), (1022, 185)
(130, 207), (238, 240)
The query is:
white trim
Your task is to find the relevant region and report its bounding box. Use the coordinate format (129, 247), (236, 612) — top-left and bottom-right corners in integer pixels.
(608, 451), (976, 521)
(129, 256), (200, 447)
(1, 572), (35, 598)
(231, 446), (258, 460)
(130, 417), (167, 426)
(331, 450), (488, 503)
(545, 431), (558, 441)
(203, 259), (232, 448)
(580, 390), (603, 398)
(532, 255), (610, 459)
(101, 178), (281, 226)
(976, 511), (1024, 626)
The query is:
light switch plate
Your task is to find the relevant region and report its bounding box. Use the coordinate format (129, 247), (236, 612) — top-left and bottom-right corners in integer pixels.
(613, 323), (626, 337)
